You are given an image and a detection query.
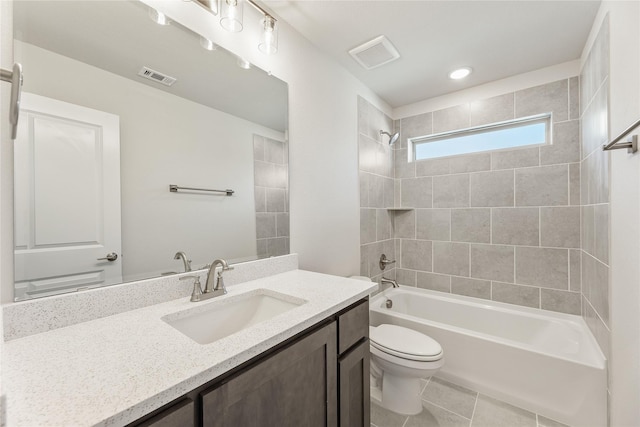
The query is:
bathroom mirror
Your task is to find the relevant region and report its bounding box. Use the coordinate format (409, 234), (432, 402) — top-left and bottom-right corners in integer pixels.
(12, 0), (289, 300)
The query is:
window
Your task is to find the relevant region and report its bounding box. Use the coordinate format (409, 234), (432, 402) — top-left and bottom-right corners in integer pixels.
(410, 113), (551, 161)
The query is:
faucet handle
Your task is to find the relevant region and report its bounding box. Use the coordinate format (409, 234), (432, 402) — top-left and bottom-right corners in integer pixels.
(379, 254), (396, 270)
(180, 275), (204, 302)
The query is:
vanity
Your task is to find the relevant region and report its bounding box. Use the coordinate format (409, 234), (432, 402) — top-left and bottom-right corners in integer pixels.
(2, 256), (377, 426)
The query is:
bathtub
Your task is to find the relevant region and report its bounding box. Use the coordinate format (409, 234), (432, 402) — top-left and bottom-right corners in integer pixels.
(369, 287), (606, 427)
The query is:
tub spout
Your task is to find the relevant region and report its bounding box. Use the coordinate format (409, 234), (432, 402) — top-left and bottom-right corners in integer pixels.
(381, 277), (399, 288)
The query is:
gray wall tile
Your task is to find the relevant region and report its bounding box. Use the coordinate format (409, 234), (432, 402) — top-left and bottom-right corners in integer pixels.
(541, 289), (581, 315)
(492, 208), (539, 246)
(569, 163), (580, 206)
(449, 153), (491, 174)
(540, 120), (580, 165)
(516, 247), (568, 289)
(394, 210), (416, 239)
(416, 209), (450, 241)
(276, 213), (289, 237)
(433, 104), (470, 133)
(360, 208), (376, 244)
(256, 212), (276, 239)
(581, 85), (608, 159)
(359, 172), (369, 207)
(266, 188), (286, 212)
(569, 76), (580, 121)
(400, 112), (432, 149)
(417, 272), (451, 292)
(451, 208), (490, 243)
(433, 242), (470, 276)
(470, 93), (515, 126)
(433, 174), (470, 208)
(401, 177), (433, 208)
(383, 177), (395, 208)
(470, 244), (514, 282)
(491, 147), (539, 170)
(395, 148), (416, 179)
(540, 207), (580, 248)
(582, 252), (609, 326)
(401, 239), (433, 272)
(416, 157), (450, 176)
(594, 204), (609, 264)
(492, 282), (541, 309)
(368, 174), (385, 208)
(358, 133), (378, 174)
(376, 209), (392, 241)
(451, 276), (491, 299)
(570, 249), (581, 292)
(515, 165), (568, 206)
(582, 205), (595, 256)
(396, 268), (417, 286)
(515, 79), (568, 122)
(470, 170), (514, 207)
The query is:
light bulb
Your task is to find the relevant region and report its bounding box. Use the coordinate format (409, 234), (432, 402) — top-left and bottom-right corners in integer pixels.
(258, 15), (278, 55)
(221, 0), (243, 32)
(449, 67), (472, 80)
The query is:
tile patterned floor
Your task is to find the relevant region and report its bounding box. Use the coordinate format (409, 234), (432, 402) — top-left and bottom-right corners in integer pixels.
(371, 376), (570, 427)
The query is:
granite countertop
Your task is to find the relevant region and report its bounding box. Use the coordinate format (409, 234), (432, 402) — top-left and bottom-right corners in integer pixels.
(3, 270), (376, 427)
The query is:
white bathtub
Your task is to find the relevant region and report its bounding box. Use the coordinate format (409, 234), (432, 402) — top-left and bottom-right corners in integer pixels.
(369, 287), (607, 427)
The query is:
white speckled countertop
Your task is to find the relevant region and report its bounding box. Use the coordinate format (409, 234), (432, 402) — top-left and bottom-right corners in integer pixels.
(3, 270), (376, 427)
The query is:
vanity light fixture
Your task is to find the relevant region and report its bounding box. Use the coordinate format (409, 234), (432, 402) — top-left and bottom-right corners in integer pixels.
(258, 14), (278, 54)
(149, 8), (170, 26)
(449, 67), (472, 80)
(221, 0), (244, 32)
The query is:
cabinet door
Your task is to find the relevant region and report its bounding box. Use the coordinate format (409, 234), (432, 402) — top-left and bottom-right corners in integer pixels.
(338, 340), (370, 427)
(134, 398), (194, 427)
(202, 322), (338, 427)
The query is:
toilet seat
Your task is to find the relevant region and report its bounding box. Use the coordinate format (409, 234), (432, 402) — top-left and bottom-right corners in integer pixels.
(370, 324), (443, 362)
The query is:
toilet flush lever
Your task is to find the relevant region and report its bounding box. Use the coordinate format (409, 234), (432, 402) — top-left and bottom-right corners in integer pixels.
(379, 254), (396, 270)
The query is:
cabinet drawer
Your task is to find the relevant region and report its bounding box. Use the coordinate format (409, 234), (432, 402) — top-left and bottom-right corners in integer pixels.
(338, 299), (369, 355)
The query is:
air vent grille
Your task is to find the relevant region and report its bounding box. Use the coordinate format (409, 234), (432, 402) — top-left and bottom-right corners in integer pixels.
(137, 66), (177, 86)
(349, 35), (400, 70)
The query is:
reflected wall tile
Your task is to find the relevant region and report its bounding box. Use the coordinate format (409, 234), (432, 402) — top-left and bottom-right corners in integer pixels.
(492, 207), (539, 246)
(515, 247), (568, 289)
(417, 272), (451, 292)
(265, 138), (285, 164)
(515, 79), (568, 122)
(433, 104), (470, 133)
(470, 93), (515, 126)
(492, 282), (540, 308)
(470, 244), (514, 282)
(266, 188), (286, 212)
(254, 187), (266, 212)
(515, 165), (568, 206)
(253, 135), (265, 161)
(541, 120), (580, 165)
(256, 213), (276, 239)
(433, 242), (470, 277)
(470, 170), (514, 207)
(540, 207), (580, 248)
(254, 160), (275, 187)
(451, 276), (491, 299)
(451, 208), (490, 243)
(433, 174), (469, 208)
(416, 208), (450, 241)
(491, 147), (539, 170)
(401, 239), (433, 272)
(276, 213), (289, 237)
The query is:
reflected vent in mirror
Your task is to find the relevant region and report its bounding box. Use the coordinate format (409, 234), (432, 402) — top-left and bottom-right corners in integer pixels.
(137, 66), (177, 86)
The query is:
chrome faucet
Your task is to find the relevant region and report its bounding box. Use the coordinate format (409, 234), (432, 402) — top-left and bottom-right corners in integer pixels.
(381, 277), (399, 288)
(174, 251), (192, 272)
(204, 259), (234, 296)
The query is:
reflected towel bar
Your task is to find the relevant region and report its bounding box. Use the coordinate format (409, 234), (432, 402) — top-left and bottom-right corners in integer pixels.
(602, 118), (640, 153)
(169, 185), (234, 196)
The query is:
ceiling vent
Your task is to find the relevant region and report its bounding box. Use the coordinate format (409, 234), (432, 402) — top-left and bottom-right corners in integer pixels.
(349, 35), (400, 70)
(137, 66), (177, 86)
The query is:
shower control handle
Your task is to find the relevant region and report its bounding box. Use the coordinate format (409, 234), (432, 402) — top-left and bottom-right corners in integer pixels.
(379, 254), (396, 270)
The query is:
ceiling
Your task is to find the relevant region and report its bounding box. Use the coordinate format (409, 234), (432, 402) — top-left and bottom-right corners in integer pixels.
(264, 0), (600, 108)
(13, 1), (288, 132)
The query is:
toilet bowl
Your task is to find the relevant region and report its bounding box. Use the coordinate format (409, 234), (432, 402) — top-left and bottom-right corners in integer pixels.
(348, 275), (445, 415)
(369, 324), (444, 415)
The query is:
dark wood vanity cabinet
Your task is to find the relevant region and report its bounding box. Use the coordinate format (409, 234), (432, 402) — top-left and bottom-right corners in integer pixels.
(129, 298), (369, 427)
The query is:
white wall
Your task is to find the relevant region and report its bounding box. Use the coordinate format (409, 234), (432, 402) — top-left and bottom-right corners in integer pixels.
(15, 41), (284, 280)
(143, 0), (391, 279)
(590, 1), (640, 425)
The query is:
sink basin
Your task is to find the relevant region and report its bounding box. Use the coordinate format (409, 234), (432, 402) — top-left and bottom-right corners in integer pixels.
(162, 289), (306, 345)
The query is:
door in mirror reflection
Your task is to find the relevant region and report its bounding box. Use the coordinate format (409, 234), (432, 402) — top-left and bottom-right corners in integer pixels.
(14, 93), (122, 300)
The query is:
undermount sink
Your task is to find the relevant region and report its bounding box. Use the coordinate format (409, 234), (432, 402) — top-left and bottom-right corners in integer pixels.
(162, 289), (307, 345)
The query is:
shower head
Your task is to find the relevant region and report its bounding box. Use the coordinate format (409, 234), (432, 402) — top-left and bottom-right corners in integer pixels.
(380, 130), (400, 146)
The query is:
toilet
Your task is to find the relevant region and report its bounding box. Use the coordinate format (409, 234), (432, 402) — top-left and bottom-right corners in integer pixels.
(349, 275), (444, 415)
(369, 324), (444, 415)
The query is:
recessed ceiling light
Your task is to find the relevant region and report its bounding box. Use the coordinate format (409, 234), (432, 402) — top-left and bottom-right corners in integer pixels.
(449, 67), (472, 80)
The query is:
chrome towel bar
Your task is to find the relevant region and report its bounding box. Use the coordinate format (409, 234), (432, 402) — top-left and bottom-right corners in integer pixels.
(169, 185), (234, 196)
(602, 117), (640, 153)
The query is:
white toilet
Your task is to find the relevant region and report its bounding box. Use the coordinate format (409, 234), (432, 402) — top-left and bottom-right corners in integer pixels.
(369, 324), (444, 415)
(350, 275), (444, 415)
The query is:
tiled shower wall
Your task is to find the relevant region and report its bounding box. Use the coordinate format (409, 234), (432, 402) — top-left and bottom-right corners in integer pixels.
(358, 97), (397, 285)
(580, 16), (610, 378)
(359, 75), (585, 314)
(254, 135), (289, 259)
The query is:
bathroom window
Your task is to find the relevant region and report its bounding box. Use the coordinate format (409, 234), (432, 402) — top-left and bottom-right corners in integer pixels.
(410, 113), (551, 161)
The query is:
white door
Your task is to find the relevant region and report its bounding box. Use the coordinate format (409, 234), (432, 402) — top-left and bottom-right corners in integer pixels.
(14, 93), (122, 300)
